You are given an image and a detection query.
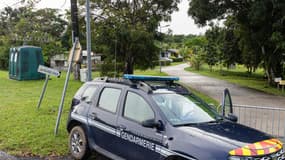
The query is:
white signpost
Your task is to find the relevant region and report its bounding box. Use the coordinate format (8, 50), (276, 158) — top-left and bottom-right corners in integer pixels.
(38, 65), (60, 77)
(37, 65), (61, 109)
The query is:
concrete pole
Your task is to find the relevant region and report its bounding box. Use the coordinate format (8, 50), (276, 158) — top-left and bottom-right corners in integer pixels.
(54, 38), (78, 135)
(37, 75), (50, 109)
(159, 26), (162, 73)
(86, 0), (92, 81)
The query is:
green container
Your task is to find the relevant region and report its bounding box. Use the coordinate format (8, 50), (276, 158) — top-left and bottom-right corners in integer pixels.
(9, 46), (45, 80)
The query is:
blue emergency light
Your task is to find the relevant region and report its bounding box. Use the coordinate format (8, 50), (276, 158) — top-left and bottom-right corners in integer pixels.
(123, 74), (179, 81)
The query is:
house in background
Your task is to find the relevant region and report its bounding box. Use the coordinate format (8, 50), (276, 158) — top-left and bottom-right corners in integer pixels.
(50, 51), (103, 71)
(50, 54), (68, 71)
(82, 51), (103, 70)
(160, 49), (182, 61)
(81, 51), (103, 64)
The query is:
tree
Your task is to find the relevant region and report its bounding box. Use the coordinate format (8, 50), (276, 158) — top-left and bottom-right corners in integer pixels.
(222, 17), (242, 69)
(183, 35), (207, 70)
(189, 47), (204, 71)
(82, 0), (180, 74)
(204, 25), (222, 71)
(188, 0), (285, 84)
(0, 5), (67, 68)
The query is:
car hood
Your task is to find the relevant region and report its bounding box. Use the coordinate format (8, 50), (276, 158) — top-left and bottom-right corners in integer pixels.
(171, 121), (274, 159)
(179, 121), (272, 147)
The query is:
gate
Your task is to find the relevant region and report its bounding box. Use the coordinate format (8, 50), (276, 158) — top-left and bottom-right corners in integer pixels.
(233, 104), (285, 141)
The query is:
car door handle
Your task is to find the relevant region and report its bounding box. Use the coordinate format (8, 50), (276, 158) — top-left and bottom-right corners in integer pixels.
(88, 112), (97, 120)
(118, 125), (126, 131)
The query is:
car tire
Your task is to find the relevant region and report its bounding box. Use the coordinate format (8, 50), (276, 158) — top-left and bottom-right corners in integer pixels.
(69, 126), (90, 160)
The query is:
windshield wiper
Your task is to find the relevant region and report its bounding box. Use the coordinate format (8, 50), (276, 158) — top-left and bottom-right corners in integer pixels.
(203, 118), (224, 124)
(174, 123), (198, 127)
(174, 117), (224, 127)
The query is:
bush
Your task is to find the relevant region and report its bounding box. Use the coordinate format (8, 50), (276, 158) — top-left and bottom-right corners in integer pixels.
(0, 47), (9, 70)
(172, 57), (183, 62)
(100, 62), (125, 77)
(190, 54), (203, 70)
(154, 60), (171, 66)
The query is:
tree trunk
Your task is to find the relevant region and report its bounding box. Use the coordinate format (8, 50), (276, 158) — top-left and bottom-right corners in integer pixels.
(73, 63), (81, 80)
(262, 46), (274, 85)
(124, 58), (134, 74)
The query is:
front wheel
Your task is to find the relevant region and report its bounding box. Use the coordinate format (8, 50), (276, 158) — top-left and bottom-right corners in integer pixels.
(69, 126), (90, 160)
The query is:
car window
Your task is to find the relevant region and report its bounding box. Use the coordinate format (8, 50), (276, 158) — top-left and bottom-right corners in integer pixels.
(81, 86), (98, 102)
(124, 92), (154, 123)
(152, 93), (217, 125)
(98, 88), (121, 113)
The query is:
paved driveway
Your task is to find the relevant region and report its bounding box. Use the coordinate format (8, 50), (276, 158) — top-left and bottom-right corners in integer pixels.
(162, 63), (285, 108)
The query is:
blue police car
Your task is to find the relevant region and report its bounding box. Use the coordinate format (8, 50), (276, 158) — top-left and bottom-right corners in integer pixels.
(67, 75), (285, 160)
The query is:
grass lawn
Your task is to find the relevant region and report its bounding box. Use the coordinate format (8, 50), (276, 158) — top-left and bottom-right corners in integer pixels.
(0, 71), (83, 156)
(134, 68), (168, 76)
(185, 64), (285, 96)
(0, 67), (217, 157)
(170, 61), (185, 66)
(186, 85), (219, 107)
(0, 68), (170, 157)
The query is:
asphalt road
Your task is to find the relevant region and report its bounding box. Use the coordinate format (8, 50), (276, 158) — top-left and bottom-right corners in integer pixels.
(0, 153), (110, 160)
(0, 151), (17, 160)
(162, 63), (285, 108)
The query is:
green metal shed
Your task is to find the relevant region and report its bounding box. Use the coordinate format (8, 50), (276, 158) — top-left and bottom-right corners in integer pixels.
(9, 46), (45, 80)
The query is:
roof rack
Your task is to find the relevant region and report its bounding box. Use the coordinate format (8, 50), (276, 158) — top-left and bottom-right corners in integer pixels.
(123, 74), (179, 82)
(93, 77), (153, 93)
(93, 75), (188, 95)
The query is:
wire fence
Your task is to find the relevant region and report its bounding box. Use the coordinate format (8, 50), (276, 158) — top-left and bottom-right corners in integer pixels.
(233, 104), (285, 142)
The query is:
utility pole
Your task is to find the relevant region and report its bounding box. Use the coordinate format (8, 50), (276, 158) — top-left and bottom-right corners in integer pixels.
(70, 0), (79, 43)
(159, 24), (170, 73)
(70, 0), (80, 80)
(86, 0), (92, 81)
(114, 39), (117, 77)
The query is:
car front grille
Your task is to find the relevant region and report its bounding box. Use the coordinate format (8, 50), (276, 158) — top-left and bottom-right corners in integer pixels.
(253, 149), (285, 160)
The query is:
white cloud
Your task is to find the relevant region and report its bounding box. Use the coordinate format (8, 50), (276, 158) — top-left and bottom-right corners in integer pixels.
(161, 0), (208, 35)
(1, 0), (207, 35)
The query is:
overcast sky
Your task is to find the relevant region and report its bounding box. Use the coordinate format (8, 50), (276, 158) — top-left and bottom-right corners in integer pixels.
(0, 0), (208, 35)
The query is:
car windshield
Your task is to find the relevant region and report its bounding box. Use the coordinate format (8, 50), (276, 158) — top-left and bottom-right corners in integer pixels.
(152, 93), (220, 126)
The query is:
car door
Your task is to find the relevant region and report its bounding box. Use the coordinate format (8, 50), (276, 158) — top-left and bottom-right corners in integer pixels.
(87, 85), (123, 154)
(116, 90), (164, 160)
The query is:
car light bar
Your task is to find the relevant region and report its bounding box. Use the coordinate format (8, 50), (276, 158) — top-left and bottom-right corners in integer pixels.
(123, 74), (179, 81)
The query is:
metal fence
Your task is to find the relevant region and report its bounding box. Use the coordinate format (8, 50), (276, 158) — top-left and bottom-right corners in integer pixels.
(233, 104), (285, 141)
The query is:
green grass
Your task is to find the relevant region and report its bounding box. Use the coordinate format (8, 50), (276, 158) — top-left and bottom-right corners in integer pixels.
(179, 82), (219, 107)
(134, 68), (168, 76)
(0, 71), (83, 156)
(0, 69), (167, 157)
(0, 67), (219, 157)
(170, 61), (185, 66)
(185, 64), (285, 96)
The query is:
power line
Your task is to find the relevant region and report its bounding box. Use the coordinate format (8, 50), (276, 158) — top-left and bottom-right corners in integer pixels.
(60, 0), (67, 8)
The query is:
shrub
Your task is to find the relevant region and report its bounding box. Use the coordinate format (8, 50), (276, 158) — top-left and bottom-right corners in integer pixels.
(0, 47), (9, 70)
(154, 60), (171, 66)
(172, 57), (183, 62)
(100, 62), (125, 77)
(190, 54), (204, 70)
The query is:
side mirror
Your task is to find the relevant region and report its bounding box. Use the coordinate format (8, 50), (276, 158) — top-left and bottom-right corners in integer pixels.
(226, 113), (238, 122)
(142, 119), (163, 130)
(221, 88), (233, 116)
